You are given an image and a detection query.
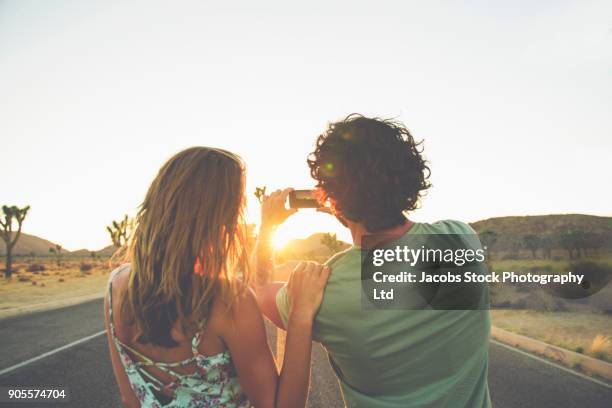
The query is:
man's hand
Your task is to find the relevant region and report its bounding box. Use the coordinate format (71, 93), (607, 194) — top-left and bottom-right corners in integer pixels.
(261, 188), (297, 229)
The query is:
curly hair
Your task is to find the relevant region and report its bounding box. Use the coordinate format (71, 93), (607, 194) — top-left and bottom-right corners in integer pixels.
(307, 114), (431, 232)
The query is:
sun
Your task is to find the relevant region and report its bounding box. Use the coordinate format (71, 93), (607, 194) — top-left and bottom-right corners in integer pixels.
(262, 210), (351, 251)
(272, 230), (291, 250)
(270, 221), (305, 250)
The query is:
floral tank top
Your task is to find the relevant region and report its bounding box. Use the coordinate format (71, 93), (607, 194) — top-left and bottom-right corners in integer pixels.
(108, 271), (250, 407)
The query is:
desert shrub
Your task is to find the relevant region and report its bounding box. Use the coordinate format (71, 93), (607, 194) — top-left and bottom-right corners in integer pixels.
(79, 263), (93, 273)
(18, 275), (30, 282)
(27, 263), (46, 273)
(574, 346), (584, 354)
(589, 335), (611, 360)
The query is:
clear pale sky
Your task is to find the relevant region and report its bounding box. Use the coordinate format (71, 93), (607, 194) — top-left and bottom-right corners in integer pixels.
(1, 0), (611, 250)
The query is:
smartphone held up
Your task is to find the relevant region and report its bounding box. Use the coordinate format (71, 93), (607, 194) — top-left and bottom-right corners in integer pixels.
(288, 189), (321, 209)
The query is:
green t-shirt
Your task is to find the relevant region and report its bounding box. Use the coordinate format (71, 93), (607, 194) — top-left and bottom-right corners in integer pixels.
(276, 220), (492, 408)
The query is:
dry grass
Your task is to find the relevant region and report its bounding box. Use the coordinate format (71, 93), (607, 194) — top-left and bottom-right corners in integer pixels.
(0, 260), (113, 313)
(589, 335), (612, 360)
(491, 309), (612, 362)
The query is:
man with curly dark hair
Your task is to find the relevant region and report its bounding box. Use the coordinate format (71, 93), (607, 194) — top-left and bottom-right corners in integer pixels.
(306, 114), (432, 233)
(256, 115), (491, 408)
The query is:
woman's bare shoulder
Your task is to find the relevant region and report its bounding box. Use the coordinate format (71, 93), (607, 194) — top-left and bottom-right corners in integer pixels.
(108, 264), (131, 292)
(106, 264), (130, 320)
(208, 285), (263, 338)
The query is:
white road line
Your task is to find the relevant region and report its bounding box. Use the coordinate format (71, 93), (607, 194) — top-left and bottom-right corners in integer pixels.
(0, 330), (106, 377)
(490, 339), (612, 389)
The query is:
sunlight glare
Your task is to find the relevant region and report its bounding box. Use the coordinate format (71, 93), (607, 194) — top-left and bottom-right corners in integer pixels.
(272, 230), (290, 250)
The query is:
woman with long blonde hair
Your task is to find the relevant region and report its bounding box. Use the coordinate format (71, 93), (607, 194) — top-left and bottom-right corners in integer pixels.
(105, 147), (329, 407)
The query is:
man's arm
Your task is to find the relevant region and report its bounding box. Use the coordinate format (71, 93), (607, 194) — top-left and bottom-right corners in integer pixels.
(253, 224), (290, 329)
(257, 281), (286, 329)
(251, 188), (296, 328)
(253, 224), (276, 288)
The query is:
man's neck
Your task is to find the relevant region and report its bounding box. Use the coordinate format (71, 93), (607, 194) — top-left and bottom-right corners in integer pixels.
(349, 219), (415, 247)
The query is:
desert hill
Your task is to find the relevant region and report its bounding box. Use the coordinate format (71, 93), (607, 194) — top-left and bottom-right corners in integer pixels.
(470, 214), (612, 235)
(4, 214), (610, 258)
(70, 245), (116, 257)
(0, 232), (114, 257)
(0, 232), (64, 256)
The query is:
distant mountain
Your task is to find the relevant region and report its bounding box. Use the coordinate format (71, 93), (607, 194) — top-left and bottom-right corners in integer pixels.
(96, 245), (118, 257)
(70, 245), (116, 257)
(0, 232), (115, 257)
(4, 214), (610, 258)
(0, 232), (63, 256)
(470, 214), (612, 235)
(70, 248), (92, 257)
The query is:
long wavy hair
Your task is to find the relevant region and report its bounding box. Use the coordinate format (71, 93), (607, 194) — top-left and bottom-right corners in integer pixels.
(126, 147), (250, 347)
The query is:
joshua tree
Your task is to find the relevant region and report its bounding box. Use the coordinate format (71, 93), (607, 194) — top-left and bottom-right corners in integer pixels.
(540, 235), (553, 259)
(523, 234), (541, 259)
(559, 230), (581, 259)
(254, 186), (267, 204)
(49, 244), (63, 266)
(107, 215), (131, 248)
(573, 230), (591, 258)
(0, 205), (30, 278)
(321, 233), (344, 255)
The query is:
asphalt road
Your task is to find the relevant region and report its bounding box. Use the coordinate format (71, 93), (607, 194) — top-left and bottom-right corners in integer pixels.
(0, 300), (610, 408)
